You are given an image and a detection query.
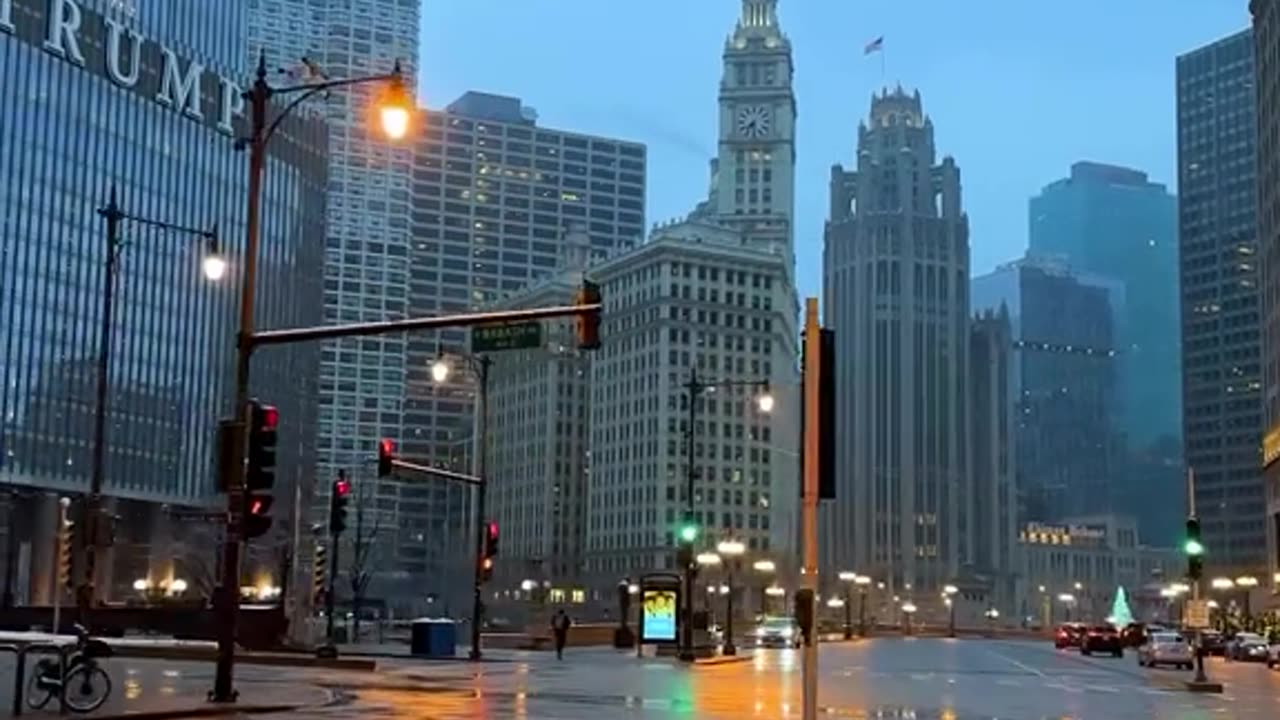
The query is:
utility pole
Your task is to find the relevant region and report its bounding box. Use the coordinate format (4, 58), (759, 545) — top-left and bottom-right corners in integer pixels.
(801, 298), (820, 720)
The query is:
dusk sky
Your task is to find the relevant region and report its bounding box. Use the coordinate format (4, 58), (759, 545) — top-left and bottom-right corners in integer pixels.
(421, 0), (1250, 301)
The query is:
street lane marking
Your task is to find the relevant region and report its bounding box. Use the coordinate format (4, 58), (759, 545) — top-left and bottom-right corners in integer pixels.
(984, 646), (1049, 678)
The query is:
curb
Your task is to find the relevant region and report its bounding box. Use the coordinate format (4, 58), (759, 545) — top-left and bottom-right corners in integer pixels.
(111, 646), (376, 671)
(88, 703), (300, 720)
(1148, 674), (1225, 694)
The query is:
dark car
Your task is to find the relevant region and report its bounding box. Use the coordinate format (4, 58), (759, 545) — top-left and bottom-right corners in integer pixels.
(1199, 630), (1226, 656)
(1080, 625), (1124, 657)
(1227, 632), (1270, 662)
(1120, 623), (1147, 648)
(1054, 623), (1086, 649)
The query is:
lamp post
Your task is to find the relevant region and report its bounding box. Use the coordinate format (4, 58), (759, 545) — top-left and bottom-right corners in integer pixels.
(854, 575), (872, 636)
(838, 571), (856, 639)
(943, 584), (959, 637)
(431, 354), (493, 661)
(901, 601), (917, 635)
(83, 192), (222, 624)
(211, 54), (411, 703)
(752, 559), (776, 617)
(717, 540), (745, 655)
(678, 369), (772, 662)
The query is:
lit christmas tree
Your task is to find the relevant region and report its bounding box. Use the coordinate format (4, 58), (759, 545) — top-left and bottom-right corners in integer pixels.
(1108, 587), (1134, 626)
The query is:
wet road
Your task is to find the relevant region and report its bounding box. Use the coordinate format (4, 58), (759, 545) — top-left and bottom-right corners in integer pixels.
(254, 638), (1280, 719)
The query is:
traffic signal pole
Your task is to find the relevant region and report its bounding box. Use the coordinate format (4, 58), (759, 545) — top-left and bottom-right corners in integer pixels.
(1187, 467), (1209, 685)
(801, 298), (820, 720)
(470, 357), (491, 661)
(679, 369), (700, 662)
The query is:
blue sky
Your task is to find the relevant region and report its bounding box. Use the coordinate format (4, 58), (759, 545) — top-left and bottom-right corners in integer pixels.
(421, 0), (1250, 301)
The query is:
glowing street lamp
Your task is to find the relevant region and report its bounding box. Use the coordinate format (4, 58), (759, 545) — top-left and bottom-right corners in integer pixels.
(696, 552), (722, 567)
(1210, 577), (1235, 590)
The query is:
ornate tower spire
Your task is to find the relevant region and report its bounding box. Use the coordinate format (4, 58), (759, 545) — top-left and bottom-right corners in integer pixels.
(740, 0), (778, 29)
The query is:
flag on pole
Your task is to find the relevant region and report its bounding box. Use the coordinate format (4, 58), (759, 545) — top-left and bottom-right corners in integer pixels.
(864, 36), (884, 55)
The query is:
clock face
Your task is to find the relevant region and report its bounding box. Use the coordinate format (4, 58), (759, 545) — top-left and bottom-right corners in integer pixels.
(736, 105), (772, 139)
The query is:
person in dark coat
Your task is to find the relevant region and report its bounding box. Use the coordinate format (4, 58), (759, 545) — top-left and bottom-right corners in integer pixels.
(551, 609), (572, 659)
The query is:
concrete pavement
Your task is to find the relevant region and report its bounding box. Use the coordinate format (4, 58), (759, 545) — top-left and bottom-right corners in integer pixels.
(0, 656), (334, 718)
(234, 637), (1280, 719)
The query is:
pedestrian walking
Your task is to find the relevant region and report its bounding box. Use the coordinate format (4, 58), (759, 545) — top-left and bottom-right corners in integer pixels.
(552, 608), (572, 659)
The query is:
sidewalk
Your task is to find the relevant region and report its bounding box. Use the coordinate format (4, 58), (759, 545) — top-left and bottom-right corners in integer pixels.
(0, 657), (333, 719)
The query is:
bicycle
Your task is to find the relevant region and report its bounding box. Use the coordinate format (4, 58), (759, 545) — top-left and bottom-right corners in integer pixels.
(26, 624), (114, 713)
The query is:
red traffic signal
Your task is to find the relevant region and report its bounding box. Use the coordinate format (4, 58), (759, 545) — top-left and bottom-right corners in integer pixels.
(377, 439), (396, 477)
(330, 472), (352, 536)
(485, 521), (499, 557)
(334, 478), (352, 497)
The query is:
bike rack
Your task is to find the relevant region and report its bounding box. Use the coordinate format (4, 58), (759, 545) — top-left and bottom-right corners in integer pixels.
(3, 641), (71, 716)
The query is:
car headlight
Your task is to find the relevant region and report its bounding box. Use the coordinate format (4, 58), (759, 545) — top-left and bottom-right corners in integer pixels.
(755, 628), (766, 637)
(780, 627), (794, 638)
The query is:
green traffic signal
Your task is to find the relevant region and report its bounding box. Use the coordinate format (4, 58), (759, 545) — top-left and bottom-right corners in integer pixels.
(679, 524), (698, 543)
(1184, 538), (1204, 556)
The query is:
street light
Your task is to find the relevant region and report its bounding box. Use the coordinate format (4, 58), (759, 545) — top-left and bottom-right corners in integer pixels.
(430, 352), (493, 661)
(678, 371), (771, 663)
(901, 601), (917, 635)
(696, 552), (722, 567)
(943, 584), (959, 637)
(716, 540), (745, 655)
(211, 52), (412, 701)
(837, 571), (859, 640)
(752, 560), (776, 617)
(1235, 575), (1259, 619)
(202, 253), (228, 281)
(85, 191), (222, 626)
(1210, 577), (1235, 590)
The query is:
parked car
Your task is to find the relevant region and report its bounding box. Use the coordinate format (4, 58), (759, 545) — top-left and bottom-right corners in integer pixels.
(1136, 632), (1193, 669)
(1227, 632), (1270, 662)
(754, 616), (801, 648)
(1268, 639), (1280, 669)
(1080, 625), (1124, 657)
(1054, 623), (1086, 649)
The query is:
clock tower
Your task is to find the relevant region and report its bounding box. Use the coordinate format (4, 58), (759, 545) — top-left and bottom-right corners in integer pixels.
(715, 0), (797, 257)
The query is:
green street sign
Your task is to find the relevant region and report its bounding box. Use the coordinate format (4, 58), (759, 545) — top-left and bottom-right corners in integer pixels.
(471, 321), (543, 353)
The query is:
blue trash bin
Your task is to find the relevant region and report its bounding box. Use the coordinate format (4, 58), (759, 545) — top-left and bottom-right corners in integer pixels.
(411, 618), (457, 658)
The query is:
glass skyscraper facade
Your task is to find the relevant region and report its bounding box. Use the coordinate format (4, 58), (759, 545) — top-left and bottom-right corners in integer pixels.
(1176, 28), (1265, 574)
(972, 256), (1124, 524)
(1, 0), (327, 600)
(1029, 162), (1181, 451)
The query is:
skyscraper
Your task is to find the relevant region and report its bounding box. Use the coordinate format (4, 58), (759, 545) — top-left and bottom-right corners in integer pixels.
(1176, 29), (1265, 573)
(581, 0), (800, 601)
(1028, 161), (1181, 544)
(972, 256), (1124, 523)
(1029, 162), (1180, 451)
(1251, 0), (1280, 589)
(969, 309), (1017, 607)
(247, 0), (420, 608)
(587, 220), (797, 593)
(822, 87), (970, 592)
(403, 95), (646, 607)
(1, 0), (327, 601)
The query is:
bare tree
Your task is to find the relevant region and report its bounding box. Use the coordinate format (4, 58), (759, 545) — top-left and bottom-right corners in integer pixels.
(346, 478), (383, 643)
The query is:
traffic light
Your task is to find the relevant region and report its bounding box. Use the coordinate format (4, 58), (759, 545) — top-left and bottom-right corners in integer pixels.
(800, 328), (837, 500)
(244, 400), (279, 540)
(313, 543), (328, 607)
(480, 521), (499, 583)
(330, 472), (352, 536)
(377, 438), (395, 477)
(1185, 516), (1204, 580)
(678, 520), (699, 544)
(575, 279), (602, 350)
(57, 515), (74, 591)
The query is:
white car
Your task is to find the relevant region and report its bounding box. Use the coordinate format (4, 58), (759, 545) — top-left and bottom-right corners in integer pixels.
(1136, 632), (1193, 670)
(754, 617), (801, 648)
(1228, 632), (1270, 662)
